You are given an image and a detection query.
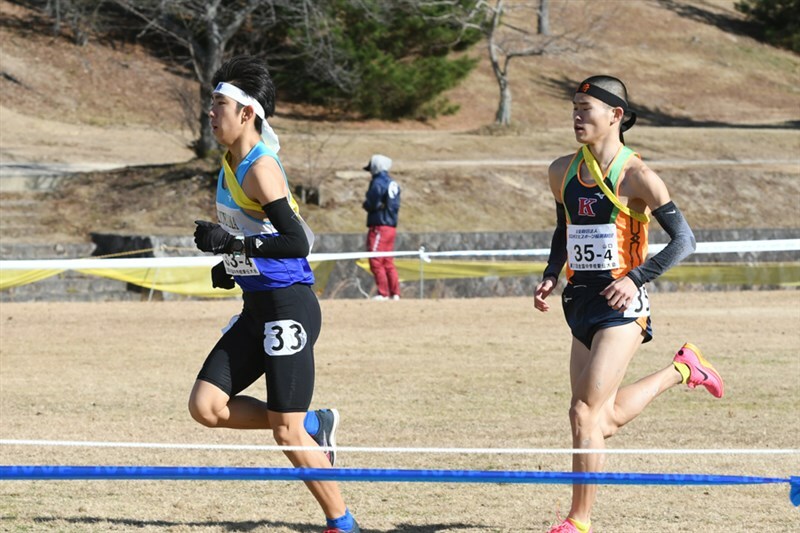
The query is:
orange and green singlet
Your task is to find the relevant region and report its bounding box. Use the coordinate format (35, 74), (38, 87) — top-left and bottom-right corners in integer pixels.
(561, 145), (650, 286)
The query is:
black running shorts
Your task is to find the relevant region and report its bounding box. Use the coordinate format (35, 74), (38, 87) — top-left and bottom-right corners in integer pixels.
(562, 281), (653, 350)
(196, 284), (321, 412)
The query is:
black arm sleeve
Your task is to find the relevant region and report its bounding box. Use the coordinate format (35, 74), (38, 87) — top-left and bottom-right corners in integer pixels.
(543, 202), (568, 281)
(243, 198), (310, 259)
(626, 200), (696, 288)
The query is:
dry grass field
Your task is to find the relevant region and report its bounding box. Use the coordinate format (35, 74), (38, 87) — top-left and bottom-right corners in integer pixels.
(1, 292), (798, 532)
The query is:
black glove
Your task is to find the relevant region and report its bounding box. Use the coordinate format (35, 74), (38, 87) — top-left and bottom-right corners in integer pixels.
(210, 261), (235, 290)
(194, 220), (234, 254)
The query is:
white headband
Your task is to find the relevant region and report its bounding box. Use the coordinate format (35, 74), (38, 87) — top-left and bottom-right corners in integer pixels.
(214, 82), (265, 119)
(213, 81), (280, 153)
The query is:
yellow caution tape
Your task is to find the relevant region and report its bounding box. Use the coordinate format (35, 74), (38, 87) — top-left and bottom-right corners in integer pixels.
(2, 260), (798, 296)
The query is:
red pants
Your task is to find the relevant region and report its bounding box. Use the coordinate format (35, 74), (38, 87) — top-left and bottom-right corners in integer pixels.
(366, 225), (400, 297)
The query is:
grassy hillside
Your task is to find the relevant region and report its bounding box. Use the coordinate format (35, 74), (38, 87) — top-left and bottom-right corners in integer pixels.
(3, 0), (798, 132)
(1, 0), (799, 243)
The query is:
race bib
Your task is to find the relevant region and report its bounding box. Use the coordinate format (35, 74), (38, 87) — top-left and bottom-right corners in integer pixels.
(222, 253), (259, 276)
(624, 285), (651, 318)
(264, 320), (307, 356)
(567, 223), (619, 271)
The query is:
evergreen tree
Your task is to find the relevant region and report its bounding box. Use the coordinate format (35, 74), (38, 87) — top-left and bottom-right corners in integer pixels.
(257, 1), (483, 120)
(23, 0), (484, 149)
(735, 0), (800, 52)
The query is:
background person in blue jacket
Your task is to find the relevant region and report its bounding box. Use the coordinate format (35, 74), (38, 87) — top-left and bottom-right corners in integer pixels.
(362, 154), (401, 300)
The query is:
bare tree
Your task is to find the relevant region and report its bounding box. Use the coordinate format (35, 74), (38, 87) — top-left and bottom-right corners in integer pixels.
(36, 1), (482, 154)
(410, 0), (611, 126)
(112, 0), (273, 158)
(484, 0), (604, 126)
(289, 124), (344, 206)
(109, 0), (373, 158)
(43, 0), (104, 45)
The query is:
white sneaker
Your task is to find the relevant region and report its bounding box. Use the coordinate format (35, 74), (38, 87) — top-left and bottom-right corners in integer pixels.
(391, 295), (400, 301)
(372, 295), (388, 301)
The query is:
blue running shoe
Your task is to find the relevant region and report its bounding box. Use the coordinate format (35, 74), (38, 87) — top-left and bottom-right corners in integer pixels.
(323, 519), (360, 533)
(312, 409), (339, 466)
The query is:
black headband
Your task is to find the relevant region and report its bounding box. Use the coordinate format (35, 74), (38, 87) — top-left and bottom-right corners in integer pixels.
(576, 81), (637, 134)
(576, 82), (628, 111)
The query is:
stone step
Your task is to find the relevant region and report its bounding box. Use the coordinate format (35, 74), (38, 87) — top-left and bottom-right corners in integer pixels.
(0, 213), (32, 221)
(0, 199), (38, 207)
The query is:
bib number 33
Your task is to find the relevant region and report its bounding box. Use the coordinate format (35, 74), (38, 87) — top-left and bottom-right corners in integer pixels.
(264, 320), (307, 356)
(623, 286), (651, 318)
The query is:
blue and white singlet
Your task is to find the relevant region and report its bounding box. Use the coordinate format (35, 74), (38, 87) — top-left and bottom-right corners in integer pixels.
(215, 142), (314, 292)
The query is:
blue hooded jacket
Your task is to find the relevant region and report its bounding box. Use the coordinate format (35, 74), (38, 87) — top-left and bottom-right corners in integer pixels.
(362, 155), (400, 227)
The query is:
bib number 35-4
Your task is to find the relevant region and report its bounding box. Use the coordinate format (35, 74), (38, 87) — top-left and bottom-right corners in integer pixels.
(567, 223), (620, 271)
(264, 320), (307, 356)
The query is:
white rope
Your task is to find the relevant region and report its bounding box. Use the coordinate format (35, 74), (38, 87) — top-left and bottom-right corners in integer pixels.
(1, 439), (797, 456)
(1, 239), (798, 271)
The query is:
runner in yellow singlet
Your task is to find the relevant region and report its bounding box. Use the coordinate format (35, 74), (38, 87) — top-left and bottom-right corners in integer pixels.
(533, 76), (725, 533)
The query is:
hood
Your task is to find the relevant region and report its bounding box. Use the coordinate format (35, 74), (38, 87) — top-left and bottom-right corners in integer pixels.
(364, 154), (393, 175)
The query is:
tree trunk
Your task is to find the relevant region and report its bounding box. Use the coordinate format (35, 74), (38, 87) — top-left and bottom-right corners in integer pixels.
(49, 0), (62, 35)
(195, 89), (216, 159)
(192, 15), (224, 159)
(538, 0), (550, 36)
(195, 51), (220, 159)
(495, 77), (511, 126)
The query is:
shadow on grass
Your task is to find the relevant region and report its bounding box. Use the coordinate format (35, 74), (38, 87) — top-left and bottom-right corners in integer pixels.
(655, 0), (756, 40)
(541, 75), (800, 130)
(24, 515), (495, 532)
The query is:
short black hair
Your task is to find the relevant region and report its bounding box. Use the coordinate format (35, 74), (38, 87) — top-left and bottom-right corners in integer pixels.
(578, 75), (629, 108)
(212, 56), (275, 132)
(577, 75), (636, 143)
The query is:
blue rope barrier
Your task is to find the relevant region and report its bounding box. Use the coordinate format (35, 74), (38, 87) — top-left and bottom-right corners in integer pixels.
(2, 465), (797, 505)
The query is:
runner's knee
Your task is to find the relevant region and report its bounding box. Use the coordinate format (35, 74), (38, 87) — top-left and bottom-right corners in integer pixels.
(271, 422), (304, 446)
(188, 398), (222, 427)
(569, 400), (598, 431)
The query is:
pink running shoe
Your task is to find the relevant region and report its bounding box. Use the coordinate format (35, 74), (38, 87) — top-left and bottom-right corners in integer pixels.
(673, 342), (724, 398)
(547, 518), (592, 533)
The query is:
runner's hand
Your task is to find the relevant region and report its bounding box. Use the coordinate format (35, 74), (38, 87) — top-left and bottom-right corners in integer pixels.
(600, 276), (638, 311)
(534, 277), (557, 312)
(194, 220), (234, 254)
(210, 261), (235, 289)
